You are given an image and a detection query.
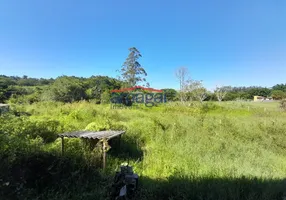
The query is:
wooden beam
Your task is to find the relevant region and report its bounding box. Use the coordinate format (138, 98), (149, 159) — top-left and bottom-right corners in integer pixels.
(102, 139), (106, 170)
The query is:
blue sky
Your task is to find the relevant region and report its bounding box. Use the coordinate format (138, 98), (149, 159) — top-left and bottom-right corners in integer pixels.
(0, 0), (285, 90)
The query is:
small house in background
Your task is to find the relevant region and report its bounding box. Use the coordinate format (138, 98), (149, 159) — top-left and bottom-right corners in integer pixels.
(0, 104), (9, 114)
(265, 97), (273, 101)
(253, 96), (273, 102)
(254, 96), (265, 102)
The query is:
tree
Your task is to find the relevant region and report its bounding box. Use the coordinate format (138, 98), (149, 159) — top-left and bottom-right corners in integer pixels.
(272, 84), (286, 92)
(49, 76), (86, 102)
(185, 80), (208, 103)
(85, 76), (122, 103)
(214, 85), (231, 102)
(248, 87), (271, 98)
(162, 88), (177, 101)
(222, 86), (271, 100)
(120, 47), (148, 87)
(175, 67), (189, 102)
(192, 86), (208, 103)
(100, 90), (111, 104)
(272, 90), (286, 100)
(196, 88), (208, 102)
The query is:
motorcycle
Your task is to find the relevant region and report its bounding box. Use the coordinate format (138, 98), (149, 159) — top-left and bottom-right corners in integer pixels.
(111, 164), (138, 200)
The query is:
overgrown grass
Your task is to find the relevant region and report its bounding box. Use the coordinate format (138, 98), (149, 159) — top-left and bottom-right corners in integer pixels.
(1, 101), (286, 199)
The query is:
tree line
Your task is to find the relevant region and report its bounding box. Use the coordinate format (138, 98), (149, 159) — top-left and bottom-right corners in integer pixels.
(0, 75), (124, 104)
(172, 66), (286, 102)
(1, 74), (285, 104)
(1, 47), (286, 104)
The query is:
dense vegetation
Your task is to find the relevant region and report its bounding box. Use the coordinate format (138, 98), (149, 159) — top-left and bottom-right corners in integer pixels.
(1, 75), (286, 104)
(0, 75), (123, 104)
(1, 64), (286, 199)
(1, 100), (286, 199)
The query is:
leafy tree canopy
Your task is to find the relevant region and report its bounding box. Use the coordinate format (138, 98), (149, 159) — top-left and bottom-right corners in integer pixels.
(49, 76), (86, 102)
(272, 84), (286, 92)
(162, 88), (177, 102)
(120, 47), (148, 87)
(272, 90), (286, 100)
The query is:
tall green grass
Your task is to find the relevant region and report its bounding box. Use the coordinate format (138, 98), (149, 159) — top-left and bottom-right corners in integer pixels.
(1, 101), (286, 199)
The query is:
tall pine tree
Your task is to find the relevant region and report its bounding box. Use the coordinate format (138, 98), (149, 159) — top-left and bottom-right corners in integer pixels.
(120, 47), (148, 87)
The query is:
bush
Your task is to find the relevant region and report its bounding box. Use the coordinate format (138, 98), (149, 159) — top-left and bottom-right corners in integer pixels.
(0, 151), (107, 200)
(100, 90), (111, 104)
(0, 115), (59, 145)
(28, 120), (60, 143)
(280, 99), (286, 111)
(85, 119), (111, 131)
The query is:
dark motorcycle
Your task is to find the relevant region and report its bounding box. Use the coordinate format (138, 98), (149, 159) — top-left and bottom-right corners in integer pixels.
(111, 164), (138, 200)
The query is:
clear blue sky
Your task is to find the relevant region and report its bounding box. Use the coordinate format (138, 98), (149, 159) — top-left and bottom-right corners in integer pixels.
(0, 0), (285, 90)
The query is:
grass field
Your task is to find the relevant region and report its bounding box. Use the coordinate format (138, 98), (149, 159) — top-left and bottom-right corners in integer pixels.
(219, 101), (281, 111)
(1, 101), (286, 200)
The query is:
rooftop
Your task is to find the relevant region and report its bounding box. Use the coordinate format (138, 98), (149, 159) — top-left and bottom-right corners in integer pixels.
(58, 130), (125, 140)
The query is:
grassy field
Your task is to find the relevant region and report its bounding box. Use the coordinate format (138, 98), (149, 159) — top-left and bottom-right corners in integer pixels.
(1, 101), (286, 200)
(219, 101), (281, 111)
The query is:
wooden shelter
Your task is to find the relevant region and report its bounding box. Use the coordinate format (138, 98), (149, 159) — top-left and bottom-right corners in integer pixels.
(58, 130), (125, 169)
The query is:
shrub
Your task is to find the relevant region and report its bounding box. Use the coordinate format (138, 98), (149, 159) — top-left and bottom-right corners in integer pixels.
(100, 90), (111, 104)
(85, 119), (111, 131)
(0, 151), (106, 200)
(280, 99), (286, 111)
(25, 120), (60, 143)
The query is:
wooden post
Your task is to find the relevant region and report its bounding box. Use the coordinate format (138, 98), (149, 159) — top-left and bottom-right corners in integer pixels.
(61, 137), (64, 156)
(119, 135), (122, 149)
(102, 140), (106, 170)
